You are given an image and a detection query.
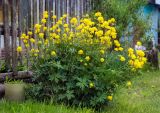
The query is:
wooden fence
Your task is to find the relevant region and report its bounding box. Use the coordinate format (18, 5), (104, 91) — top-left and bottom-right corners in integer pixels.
(0, 0), (93, 77)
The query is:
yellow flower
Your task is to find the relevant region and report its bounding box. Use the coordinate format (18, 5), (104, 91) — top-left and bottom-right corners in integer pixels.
(128, 48), (134, 54)
(70, 17), (78, 25)
(62, 14), (67, 18)
(17, 46), (22, 52)
(142, 57), (147, 63)
(63, 24), (68, 28)
(85, 56), (91, 61)
(127, 81), (132, 87)
(34, 53), (38, 57)
(57, 28), (61, 32)
(28, 31), (32, 35)
(129, 60), (134, 66)
(52, 15), (57, 19)
(95, 30), (103, 37)
(114, 48), (118, 51)
(136, 50), (145, 57)
(35, 24), (41, 29)
(131, 54), (136, 60)
(95, 12), (102, 17)
(43, 27), (47, 31)
(35, 49), (39, 53)
(137, 41), (142, 46)
(107, 95), (113, 101)
(100, 50), (105, 54)
(119, 56), (126, 62)
(51, 51), (57, 56)
(43, 11), (48, 18)
(41, 18), (46, 24)
(110, 18), (116, 23)
(39, 33), (44, 38)
(79, 59), (83, 62)
(38, 41), (42, 45)
(78, 50), (84, 55)
(84, 63), (88, 66)
(30, 48), (35, 53)
(23, 39), (28, 44)
(118, 47), (124, 51)
(25, 44), (29, 48)
(97, 16), (104, 23)
(100, 58), (105, 63)
(30, 38), (35, 43)
(89, 82), (94, 88)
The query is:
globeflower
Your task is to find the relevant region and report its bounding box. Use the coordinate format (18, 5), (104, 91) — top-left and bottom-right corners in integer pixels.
(39, 33), (44, 38)
(137, 41), (142, 46)
(51, 51), (57, 57)
(78, 50), (84, 55)
(100, 50), (105, 54)
(128, 48), (134, 54)
(17, 46), (22, 52)
(85, 56), (91, 61)
(118, 47), (124, 51)
(107, 95), (113, 101)
(89, 82), (94, 88)
(119, 56), (126, 62)
(95, 12), (102, 17)
(41, 18), (46, 24)
(70, 17), (78, 25)
(136, 50), (145, 57)
(95, 30), (103, 37)
(52, 15), (57, 19)
(30, 38), (35, 43)
(28, 31), (32, 35)
(97, 16), (104, 23)
(127, 81), (132, 87)
(100, 58), (105, 63)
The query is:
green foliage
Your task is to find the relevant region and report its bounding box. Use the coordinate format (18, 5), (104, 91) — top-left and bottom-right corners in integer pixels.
(93, 0), (150, 39)
(26, 49), (136, 109)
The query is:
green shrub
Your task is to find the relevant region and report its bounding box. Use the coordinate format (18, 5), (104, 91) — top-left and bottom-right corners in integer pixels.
(19, 11), (147, 109)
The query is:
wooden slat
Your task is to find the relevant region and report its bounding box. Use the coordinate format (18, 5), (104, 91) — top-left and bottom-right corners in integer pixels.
(11, 0), (17, 75)
(39, 0), (43, 21)
(3, 0), (11, 70)
(17, 0), (22, 65)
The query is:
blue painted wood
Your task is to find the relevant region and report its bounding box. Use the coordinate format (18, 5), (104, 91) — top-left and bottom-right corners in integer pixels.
(144, 4), (159, 45)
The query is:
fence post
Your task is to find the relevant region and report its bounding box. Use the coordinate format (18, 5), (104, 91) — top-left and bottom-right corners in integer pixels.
(17, 0), (23, 65)
(2, 0), (11, 71)
(11, 0), (18, 76)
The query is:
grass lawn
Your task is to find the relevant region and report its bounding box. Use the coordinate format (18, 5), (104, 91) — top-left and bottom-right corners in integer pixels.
(0, 71), (160, 113)
(0, 100), (94, 113)
(105, 70), (160, 113)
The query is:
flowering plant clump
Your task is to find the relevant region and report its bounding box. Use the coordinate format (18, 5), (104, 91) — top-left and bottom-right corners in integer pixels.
(20, 11), (147, 109)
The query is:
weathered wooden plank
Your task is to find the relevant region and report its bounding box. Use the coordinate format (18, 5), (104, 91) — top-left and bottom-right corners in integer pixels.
(71, 0), (75, 17)
(33, 0), (37, 25)
(66, 0), (70, 23)
(57, 0), (61, 19)
(28, 0), (32, 30)
(0, 71), (33, 81)
(39, 0), (43, 21)
(49, 0), (53, 21)
(3, 0), (11, 70)
(80, 0), (83, 17)
(17, 0), (23, 65)
(11, 0), (17, 76)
